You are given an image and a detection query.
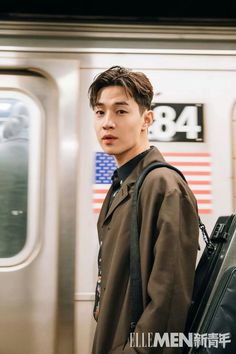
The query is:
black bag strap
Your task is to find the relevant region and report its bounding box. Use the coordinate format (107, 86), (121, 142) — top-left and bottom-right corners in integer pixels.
(130, 161), (214, 333)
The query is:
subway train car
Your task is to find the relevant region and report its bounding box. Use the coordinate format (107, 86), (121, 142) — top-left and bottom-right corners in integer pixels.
(0, 16), (236, 354)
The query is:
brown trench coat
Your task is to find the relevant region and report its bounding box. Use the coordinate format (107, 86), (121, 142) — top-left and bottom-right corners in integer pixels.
(92, 146), (199, 354)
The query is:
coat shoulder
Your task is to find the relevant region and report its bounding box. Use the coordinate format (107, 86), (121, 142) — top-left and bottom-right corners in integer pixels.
(141, 166), (185, 193)
(140, 166), (197, 205)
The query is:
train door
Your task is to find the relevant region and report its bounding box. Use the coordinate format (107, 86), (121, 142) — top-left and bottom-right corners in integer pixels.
(0, 55), (79, 354)
(75, 51), (236, 354)
(233, 103), (236, 210)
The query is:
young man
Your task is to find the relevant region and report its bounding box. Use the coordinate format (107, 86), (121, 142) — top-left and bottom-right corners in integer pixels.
(88, 66), (199, 353)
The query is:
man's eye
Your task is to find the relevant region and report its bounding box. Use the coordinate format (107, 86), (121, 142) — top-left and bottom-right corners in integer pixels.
(117, 110), (127, 114)
(95, 110), (104, 116)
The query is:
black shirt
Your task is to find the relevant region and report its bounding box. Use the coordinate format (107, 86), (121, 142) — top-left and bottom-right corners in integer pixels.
(109, 148), (151, 206)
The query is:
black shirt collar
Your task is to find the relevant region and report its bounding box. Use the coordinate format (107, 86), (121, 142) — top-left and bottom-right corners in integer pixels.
(112, 148), (151, 185)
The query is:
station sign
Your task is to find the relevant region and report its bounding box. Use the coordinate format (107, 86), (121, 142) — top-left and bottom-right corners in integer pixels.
(149, 103), (204, 142)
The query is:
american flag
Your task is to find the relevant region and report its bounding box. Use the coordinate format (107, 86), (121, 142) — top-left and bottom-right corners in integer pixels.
(93, 151), (212, 215)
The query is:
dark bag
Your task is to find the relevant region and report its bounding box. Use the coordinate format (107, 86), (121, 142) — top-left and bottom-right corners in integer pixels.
(129, 161), (213, 333)
(183, 214), (236, 354)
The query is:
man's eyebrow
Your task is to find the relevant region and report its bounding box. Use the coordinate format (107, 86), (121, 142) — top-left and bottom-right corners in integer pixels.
(114, 101), (129, 106)
(95, 101), (129, 107)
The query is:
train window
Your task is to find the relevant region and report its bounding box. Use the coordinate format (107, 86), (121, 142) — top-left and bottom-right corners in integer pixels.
(0, 92), (42, 266)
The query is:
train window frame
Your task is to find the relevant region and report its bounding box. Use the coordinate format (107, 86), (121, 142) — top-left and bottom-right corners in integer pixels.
(0, 90), (43, 268)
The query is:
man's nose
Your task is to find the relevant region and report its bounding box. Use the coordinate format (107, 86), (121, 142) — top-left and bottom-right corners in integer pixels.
(102, 112), (115, 129)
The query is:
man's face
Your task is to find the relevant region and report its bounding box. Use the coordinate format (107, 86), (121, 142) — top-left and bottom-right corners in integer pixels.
(93, 85), (149, 166)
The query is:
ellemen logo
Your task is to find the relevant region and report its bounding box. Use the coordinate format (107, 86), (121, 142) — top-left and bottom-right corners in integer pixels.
(129, 332), (231, 349)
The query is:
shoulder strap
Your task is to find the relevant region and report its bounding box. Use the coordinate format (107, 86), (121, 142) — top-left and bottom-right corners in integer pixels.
(130, 161), (214, 333)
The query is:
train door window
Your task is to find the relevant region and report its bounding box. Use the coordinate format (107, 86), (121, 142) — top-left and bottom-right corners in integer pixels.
(0, 91), (42, 266)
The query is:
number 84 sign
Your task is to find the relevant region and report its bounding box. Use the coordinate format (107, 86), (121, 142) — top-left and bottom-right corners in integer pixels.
(149, 103), (204, 142)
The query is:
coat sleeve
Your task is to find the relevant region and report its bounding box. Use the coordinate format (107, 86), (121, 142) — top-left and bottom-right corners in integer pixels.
(123, 171), (199, 354)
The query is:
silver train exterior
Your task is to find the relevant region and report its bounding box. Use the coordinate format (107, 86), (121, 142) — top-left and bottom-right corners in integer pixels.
(0, 21), (236, 354)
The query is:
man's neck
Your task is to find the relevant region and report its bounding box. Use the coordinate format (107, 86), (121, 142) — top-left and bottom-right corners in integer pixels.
(115, 143), (150, 167)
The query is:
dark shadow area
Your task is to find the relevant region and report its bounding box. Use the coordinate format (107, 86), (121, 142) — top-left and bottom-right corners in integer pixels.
(0, 0), (236, 26)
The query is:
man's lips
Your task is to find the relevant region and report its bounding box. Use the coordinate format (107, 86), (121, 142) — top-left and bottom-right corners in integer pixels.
(102, 135), (118, 140)
(102, 135), (118, 143)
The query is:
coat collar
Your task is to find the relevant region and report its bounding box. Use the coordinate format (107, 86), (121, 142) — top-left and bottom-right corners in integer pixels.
(98, 145), (166, 228)
(120, 145), (165, 187)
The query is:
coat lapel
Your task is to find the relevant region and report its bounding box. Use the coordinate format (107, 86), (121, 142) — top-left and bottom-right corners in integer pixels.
(97, 146), (166, 228)
(103, 184), (131, 223)
(97, 186), (113, 230)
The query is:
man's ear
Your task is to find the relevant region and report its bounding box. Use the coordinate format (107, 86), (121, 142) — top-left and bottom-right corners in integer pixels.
(141, 110), (154, 131)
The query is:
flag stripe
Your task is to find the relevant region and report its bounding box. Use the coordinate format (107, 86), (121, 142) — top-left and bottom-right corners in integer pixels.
(167, 161), (210, 166)
(192, 190), (211, 194)
(93, 209), (101, 214)
(188, 181), (211, 185)
(163, 152), (210, 157)
(198, 209), (212, 214)
(93, 199), (105, 203)
(183, 171), (211, 176)
(93, 189), (109, 194)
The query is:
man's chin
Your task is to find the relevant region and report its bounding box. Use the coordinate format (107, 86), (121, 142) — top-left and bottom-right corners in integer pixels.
(103, 149), (117, 156)
(101, 145), (119, 156)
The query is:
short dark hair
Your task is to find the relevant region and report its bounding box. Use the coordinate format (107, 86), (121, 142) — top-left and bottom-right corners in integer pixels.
(88, 66), (154, 112)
